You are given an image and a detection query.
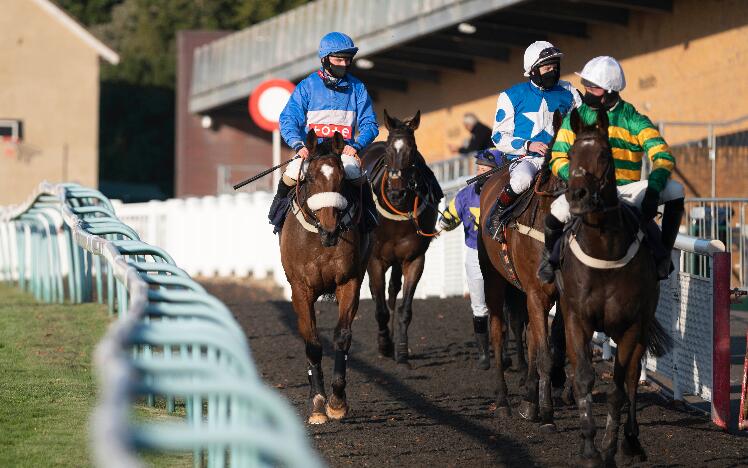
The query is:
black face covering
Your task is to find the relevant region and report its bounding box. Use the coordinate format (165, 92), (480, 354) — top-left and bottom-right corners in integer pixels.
(322, 56), (350, 79)
(530, 57), (560, 88)
(533, 68), (560, 89)
(582, 90), (619, 110)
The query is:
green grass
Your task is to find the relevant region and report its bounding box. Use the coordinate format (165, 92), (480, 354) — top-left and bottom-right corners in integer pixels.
(0, 283), (190, 467)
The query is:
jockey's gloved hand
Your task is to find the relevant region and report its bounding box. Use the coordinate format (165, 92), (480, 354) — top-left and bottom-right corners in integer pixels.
(439, 212), (459, 231)
(640, 187), (660, 222)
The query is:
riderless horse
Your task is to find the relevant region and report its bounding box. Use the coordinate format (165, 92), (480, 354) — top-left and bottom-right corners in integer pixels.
(279, 130), (372, 424)
(360, 110), (443, 366)
(557, 108), (671, 466)
(478, 111), (565, 429)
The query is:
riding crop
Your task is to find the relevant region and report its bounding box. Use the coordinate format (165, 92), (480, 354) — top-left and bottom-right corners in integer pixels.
(232, 156), (300, 190)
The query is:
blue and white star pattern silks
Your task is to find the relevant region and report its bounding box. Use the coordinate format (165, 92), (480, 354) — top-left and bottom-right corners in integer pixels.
(491, 80), (580, 158)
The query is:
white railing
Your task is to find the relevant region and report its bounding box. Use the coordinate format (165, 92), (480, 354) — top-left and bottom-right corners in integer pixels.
(1, 183), (320, 467)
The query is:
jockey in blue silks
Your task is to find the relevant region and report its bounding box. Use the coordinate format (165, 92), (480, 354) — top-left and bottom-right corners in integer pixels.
(269, 32), (379, 225)
(487, 41), (581, 237)
(439, 149), (506, 370)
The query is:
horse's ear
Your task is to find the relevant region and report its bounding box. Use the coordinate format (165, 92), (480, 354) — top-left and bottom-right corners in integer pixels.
(331, 131), (345, 155)
(552, 110), (562, 135)
(406, 110), (421, 131)
(305, 129), (317, 154)
(383, 109), (396, 132)
(569, 108), (581, 135)
(596, 108), (609, 136)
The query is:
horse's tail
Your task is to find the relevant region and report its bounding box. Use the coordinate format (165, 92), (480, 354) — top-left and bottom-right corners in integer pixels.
(647, 318), (673, 358)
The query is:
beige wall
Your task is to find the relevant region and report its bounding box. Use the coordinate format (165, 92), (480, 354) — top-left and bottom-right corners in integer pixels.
(0, 0), (100, 205)
(374, 0), (748, 161)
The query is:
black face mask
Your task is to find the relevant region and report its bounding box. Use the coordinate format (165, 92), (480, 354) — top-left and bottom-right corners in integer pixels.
(322, 57), (349, 79)
(530, 67), (560, 90)
(582, 91), (619, 110)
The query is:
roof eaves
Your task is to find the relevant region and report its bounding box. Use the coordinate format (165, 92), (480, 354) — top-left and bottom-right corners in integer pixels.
(32, 0), (120, 65)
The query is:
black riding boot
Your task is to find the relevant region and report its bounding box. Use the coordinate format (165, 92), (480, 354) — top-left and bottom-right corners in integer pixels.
(537, 215), (564, 284)
(361, 183), (379, 232)
(657, 198), (685, 279)
(473, 315), (491, 370)
(268, 178), (292, 221)
(488, 184), (519, 238)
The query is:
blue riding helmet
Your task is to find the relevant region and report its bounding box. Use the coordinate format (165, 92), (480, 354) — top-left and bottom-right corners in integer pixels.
(318, 32), (359, 58)
(475, 148), (504, 167)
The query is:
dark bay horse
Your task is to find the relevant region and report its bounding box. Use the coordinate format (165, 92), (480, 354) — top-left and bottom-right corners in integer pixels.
(360, 110), (442, 366)
(478, 112), (564, 429)
(559, 108), (671, 466)
(280, 130), (372, 424)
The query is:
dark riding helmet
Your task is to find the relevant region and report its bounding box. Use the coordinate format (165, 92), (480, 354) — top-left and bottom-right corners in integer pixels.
(475, 149), (503, 167)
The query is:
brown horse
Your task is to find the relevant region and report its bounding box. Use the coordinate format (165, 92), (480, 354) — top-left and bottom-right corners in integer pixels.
(280, 130), (372, 424)
(478, 112), (564, 429)
(558, 108), (671, 466)
(360, 110), (441, 366)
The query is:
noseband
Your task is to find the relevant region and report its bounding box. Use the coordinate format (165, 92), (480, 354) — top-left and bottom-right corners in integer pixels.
(295, 154), (357, 234)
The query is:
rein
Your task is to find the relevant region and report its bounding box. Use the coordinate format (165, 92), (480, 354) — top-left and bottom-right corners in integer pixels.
(379, 166), (441, 237)
(566, 135), (643, 269)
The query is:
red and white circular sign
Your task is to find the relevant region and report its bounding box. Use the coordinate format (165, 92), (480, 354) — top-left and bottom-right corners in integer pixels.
(248, 79), (295, 132)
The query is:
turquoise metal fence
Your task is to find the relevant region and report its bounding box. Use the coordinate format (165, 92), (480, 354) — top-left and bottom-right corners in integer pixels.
(0, 183), (321, 468)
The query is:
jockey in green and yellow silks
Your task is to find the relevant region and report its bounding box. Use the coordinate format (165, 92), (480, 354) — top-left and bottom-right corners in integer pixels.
(537, 56), (685, 283)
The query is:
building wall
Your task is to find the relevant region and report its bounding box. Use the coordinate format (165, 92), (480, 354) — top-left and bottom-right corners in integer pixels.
(176, 31), (277, 198)
(374, 0), (748, 167)
(0, 0), (100, 205)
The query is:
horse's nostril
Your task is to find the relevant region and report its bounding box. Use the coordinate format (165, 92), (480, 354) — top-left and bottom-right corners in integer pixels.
(573, 188), (588, 200)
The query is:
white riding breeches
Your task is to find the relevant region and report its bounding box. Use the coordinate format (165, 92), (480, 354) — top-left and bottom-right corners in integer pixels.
(550, 179), (686, 223)
(283, 154), (362, 184)
(465, 247), (489, 318)
(509, 156), (545, 194)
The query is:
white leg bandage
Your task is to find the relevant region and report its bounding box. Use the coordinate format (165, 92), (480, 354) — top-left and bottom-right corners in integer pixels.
(464, 247), (488, 318)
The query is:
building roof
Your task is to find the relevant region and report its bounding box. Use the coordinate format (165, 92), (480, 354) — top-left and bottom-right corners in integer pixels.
(32, 0), (120, 65)
(189, 0), (525, 113)
(189, 0), (674, 114)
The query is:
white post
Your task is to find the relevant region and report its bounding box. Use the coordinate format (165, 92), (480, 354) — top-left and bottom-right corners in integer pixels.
(272, 129), (281, 190)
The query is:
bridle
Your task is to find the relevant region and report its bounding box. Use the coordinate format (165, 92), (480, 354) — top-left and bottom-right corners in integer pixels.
(568, 134), (619, 217)
(378, 132), (441, 237)
(295, 153), (360, 235)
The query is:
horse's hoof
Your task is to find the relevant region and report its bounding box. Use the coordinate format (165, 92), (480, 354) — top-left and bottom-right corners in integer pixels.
(574, 455), (604, 468)
(308, 412), (329, 425)
(539, 422), (557, 433)
(378, 335), (394, 357)
(621, 437), (646, 462)
(325, 403), (349, 420)
(495, 405), (511, 418)
(518, 401), (539, 422)
(396, 359), (412, 369)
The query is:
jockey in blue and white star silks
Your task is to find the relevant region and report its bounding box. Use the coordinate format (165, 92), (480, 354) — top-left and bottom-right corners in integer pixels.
(489, 41), (581, 231)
